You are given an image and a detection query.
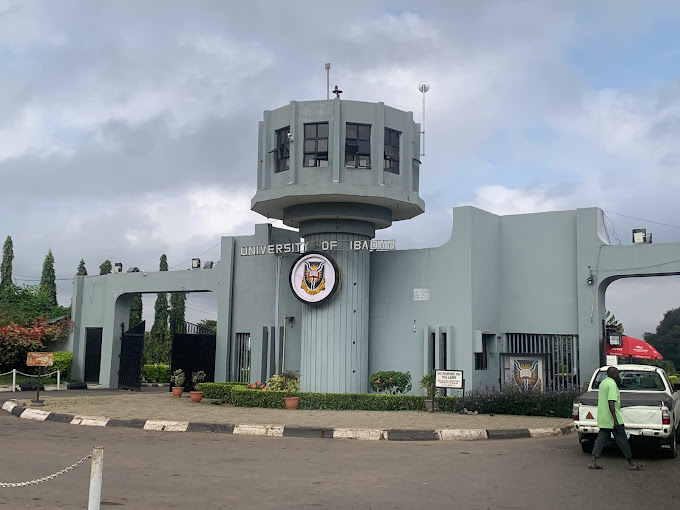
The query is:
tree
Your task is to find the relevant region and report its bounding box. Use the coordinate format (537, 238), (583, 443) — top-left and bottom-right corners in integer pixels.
(129, 294), (143, 328)
(40, 249), (57, 307)
(76, 259), (88, 276)
(99, 260), (112, 275)
(0, 235), (14, 293)
(0, 285), (69, 327)
(169, 292), (186, 332)
(198, 319), (217, 332)
(145, 254), (170, 364)
(644, 307), (680, 372)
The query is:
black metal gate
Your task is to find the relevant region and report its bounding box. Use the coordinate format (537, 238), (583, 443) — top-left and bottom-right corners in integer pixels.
(170, 321), (216, 392)
(118, 321), (145, 390)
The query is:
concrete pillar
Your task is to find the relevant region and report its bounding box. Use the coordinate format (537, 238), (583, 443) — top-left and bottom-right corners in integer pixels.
(300, 232), (370, 393)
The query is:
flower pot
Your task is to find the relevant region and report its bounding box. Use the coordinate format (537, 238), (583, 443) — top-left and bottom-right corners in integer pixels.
(284, 396), (299, 410)
(172, 386), (184, 398)
(424, 399), (439, 412)
(190, 391), (203, 403)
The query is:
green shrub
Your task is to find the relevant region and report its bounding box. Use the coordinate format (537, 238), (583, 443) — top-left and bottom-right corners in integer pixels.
(52, 351), (73, 380)
(231, 386), (427, 410)
(369, 370), (412, 394)
(142, 364), (171, 383)
(266, 370), (300, 395)
(196, 382), (247, 402)
(448, 385), (580, 418)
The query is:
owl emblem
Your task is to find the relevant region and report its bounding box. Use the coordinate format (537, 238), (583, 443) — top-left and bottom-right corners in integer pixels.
(512, 359), (541, 391)
(301, 260), (325, 295)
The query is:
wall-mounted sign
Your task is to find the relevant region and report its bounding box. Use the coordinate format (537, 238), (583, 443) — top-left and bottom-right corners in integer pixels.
(289, 251), (341, 305)
(241, 239), (395, 256)
(435, 370), (463, 389)
(413, 288), (430, 301)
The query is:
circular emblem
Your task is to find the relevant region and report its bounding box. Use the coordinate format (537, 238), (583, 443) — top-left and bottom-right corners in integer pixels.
(289, 251), (341, 305)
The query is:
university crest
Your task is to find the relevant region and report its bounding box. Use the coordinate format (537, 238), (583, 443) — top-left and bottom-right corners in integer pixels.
(301, 260), (325, 295)
(512, 359), (542, 391)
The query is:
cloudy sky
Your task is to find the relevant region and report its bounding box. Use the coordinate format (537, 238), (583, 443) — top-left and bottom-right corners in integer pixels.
(1, 0), (679, 340)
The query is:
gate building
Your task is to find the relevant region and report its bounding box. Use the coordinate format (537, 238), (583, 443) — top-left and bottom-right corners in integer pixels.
(67, 96), (680, 393)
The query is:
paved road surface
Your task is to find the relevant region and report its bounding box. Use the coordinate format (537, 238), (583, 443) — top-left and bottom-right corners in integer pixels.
(1, 411), (679, 509)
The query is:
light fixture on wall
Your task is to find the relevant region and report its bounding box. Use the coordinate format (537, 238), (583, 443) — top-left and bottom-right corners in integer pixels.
(586, 266), (593, 285)
(284, 315), (294, 327)
(113, 263), (123, 273)
(192, 258), (201, 269)
(126, 267), (140, 273)
(413, 320), (416, 332)
(203, 261), (214, 269)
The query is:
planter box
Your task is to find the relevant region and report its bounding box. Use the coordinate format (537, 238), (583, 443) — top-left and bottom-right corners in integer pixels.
(19, 384), (45, 391)
(67, 382), (88, 390)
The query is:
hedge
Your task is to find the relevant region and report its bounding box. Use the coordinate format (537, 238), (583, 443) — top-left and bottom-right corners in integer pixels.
(227, 385), (578, 417)
(52, 351), (73, 380)
(231, 387), (427, 410)
(142, 364), (171, 383)
(195, 382), (248, 402)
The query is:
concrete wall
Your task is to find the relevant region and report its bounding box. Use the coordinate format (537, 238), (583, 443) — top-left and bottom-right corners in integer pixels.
(71, 205), (680, 392)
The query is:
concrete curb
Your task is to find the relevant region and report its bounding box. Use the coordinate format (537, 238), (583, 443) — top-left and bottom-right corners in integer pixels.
(0, 400), (574, 442)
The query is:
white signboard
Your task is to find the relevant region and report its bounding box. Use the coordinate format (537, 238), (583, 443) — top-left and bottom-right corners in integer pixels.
(289, 251), (341, 305)
(413, 288), (430, 301)
(435, 370), (464, 389)
(606, 355), (618, 366)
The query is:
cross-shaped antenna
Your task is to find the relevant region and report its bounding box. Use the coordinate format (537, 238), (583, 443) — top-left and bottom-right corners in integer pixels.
(333, 85), (343, 99)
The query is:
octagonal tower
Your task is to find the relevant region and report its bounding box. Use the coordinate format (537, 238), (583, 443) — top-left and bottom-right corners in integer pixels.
(252, 97), (424, 393)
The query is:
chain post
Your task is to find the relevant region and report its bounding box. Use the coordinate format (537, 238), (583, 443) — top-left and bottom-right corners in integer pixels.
(88, 447), (104, 510)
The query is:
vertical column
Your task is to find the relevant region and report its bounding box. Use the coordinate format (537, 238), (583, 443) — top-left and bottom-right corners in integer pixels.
(300, 232), (370, 393)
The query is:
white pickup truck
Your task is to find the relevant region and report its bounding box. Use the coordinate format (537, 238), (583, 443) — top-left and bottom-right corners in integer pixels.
(573, 364), (680, 458)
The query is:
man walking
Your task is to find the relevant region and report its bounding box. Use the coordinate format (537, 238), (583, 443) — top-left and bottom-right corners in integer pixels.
(588, 366), (644, 470)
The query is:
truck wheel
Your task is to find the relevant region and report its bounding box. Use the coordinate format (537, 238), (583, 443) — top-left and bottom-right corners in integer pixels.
(661, 430), (677, 459)
(580, 438), (594, 454)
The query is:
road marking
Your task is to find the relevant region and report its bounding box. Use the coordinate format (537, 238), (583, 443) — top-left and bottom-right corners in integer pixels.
(144, 420), (189, 432)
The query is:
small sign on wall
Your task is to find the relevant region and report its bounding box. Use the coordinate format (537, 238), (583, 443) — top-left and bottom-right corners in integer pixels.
(413, 288), (430, 301)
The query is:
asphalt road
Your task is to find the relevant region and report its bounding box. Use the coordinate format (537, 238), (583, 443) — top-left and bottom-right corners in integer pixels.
(1, 409), (679, 509)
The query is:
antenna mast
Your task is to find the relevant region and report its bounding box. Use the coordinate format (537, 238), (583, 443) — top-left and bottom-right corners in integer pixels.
(325, 63), (331, 100)
(418, 81), (430, 157)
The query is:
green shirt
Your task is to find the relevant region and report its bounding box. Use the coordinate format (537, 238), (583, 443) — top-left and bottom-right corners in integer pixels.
(597, 377), (623, 429)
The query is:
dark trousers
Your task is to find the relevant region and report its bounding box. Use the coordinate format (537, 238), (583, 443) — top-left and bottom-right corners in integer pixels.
(592, 425), (632, 459)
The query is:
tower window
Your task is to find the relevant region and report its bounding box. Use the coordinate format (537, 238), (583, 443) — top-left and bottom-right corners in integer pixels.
(275, 126), (290, 173)
(384, 128), (400, 174)
(303, 122), (329, 167)
(345, 123), (371, 169)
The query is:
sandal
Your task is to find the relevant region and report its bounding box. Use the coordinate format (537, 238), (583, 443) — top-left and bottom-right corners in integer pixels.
(628, 463), (644, 470)
(588, 465), (603, 470)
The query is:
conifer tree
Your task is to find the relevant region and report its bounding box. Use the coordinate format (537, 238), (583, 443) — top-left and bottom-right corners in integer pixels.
(40, 249), (58, 306)
(99, 260), (112, 275)
(169, 291), (186, 332)
(0, 235), (13, 293)
(129, 293), (143, 328)
(146, 254), (170, 363)
(76, 259), (88, 276)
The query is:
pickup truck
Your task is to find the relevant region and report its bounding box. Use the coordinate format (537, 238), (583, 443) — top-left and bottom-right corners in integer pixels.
(573, 364), (680, 458)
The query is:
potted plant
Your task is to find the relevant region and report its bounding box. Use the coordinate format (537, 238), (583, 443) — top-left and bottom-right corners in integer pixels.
(170, 369), (185, 397)
(190, 371), (206, 403)
(419, 371), (438, 412)
(267, 370), (300, 409)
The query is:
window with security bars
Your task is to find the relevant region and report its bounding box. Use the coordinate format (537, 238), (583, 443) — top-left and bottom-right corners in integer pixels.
(303, 122), (329, 167)
(384, 128), (400, 173)
(275, 126), (290, 173)
(235, 333), (251, 383)
(345, 122), (371, 168)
